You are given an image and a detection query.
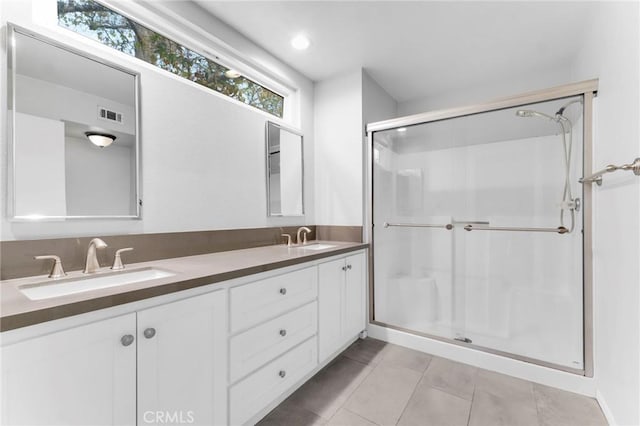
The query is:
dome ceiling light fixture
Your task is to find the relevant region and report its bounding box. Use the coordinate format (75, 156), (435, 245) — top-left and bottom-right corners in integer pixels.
(85, 132), (116, 148)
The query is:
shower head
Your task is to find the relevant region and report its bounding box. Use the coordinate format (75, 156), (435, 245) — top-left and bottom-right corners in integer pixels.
(515, 110), (532, 117)
(515, 109), (556, 121)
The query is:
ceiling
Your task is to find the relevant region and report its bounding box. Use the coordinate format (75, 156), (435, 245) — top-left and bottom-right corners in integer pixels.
(194, 1), (596, 103)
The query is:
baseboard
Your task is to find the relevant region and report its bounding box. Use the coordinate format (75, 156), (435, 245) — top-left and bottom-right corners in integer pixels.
(367, 323), (596, 396)
(596, 390), (617, 426)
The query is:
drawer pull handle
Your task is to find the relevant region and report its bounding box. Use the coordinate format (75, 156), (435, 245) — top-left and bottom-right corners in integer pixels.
(279, 370), (286, 378)
(347, 264), (352, 270)
(143, 328), (156, 339)
(279, 329), (287, 337)
(121, 334), (134, 347)
(279, 288), (287, 295)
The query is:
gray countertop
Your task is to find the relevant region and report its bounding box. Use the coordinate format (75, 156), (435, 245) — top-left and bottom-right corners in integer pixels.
(1, 241), (368, 332)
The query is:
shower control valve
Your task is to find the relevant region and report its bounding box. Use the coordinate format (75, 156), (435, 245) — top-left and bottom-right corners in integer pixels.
(561, 198), (580, 211)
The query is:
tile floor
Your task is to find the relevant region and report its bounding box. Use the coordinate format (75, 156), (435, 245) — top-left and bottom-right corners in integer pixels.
(257, 338), (608, 426)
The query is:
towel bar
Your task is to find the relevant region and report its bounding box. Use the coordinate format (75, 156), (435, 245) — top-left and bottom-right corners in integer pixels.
(580, 157), (640, 186)
(383, 222), (453, 230)
(463, 224), (569, 234)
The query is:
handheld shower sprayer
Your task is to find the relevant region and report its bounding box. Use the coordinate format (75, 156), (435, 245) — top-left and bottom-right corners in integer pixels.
(515, 110), (557, 121)
(515, 104), (579, 233)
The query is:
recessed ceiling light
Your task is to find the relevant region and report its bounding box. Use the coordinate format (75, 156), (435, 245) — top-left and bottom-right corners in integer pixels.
(224, 69), (241, 79)
(291, 34), (310, 50)
(397, 127), (407, 132)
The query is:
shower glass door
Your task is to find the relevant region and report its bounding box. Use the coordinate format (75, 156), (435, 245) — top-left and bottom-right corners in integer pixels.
(372, 96), (584, 370)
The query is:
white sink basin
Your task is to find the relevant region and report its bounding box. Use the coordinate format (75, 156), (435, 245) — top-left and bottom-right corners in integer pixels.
(19, 267), (176, 301)
(294, 243), (337, 251)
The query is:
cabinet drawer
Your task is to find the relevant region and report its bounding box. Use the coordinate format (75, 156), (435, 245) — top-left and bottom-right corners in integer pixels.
(230, 302), (317, 382)
(230, 267), (317, 332)
(229, 338), (318, 426)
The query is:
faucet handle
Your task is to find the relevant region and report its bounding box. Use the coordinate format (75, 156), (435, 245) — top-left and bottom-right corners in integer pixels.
(34, 255), (66, 279)
(111, 248), (134, 270)
(281, 234), (292, 247)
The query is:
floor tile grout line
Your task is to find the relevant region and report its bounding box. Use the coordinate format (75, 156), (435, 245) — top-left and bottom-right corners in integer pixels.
(322, 351), (380, 423)
(305, 355), (378, 422)
(343, 407), (382, 426)
(331, 358), (377, 420)
(466, 382), (477, 426)
(531, 383), (545, 426)
(392, 368), (424, 425)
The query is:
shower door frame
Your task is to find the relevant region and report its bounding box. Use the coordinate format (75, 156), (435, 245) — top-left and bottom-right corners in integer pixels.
(364, 79), (598, 377)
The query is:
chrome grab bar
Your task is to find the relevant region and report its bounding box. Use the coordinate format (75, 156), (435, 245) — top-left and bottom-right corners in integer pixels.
(383, 222), (453, 230)
(580, 157), (640, 186)
(463, 224), (569, 234)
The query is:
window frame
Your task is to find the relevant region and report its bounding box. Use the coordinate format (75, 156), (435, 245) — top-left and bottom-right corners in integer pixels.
(54, 0), (290, 119)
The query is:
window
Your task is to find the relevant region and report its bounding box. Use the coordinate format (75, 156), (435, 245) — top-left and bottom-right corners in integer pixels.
(57, 0), (284, 118)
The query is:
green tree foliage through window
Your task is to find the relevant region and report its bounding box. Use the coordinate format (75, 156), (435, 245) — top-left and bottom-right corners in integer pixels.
(57, 0), (284, 117)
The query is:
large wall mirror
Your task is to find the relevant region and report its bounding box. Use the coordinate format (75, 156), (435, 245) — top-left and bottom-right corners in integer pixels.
(7, 24), (140, 220)
(266, 121), (304, 216)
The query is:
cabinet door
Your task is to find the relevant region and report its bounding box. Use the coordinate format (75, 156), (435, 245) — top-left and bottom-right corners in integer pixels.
(344, 252), (366, 339)
(137, 291), (227, 426)
(318, 258), (346, 361)
(1, 314), (136, 426)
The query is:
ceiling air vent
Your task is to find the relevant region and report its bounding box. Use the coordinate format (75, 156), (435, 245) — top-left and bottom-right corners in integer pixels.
(98, 106), (123, 124)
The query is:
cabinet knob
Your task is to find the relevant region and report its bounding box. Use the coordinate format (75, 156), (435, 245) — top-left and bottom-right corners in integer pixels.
(341, 266), (347, 271)
(279, 288), (287, 295)
(121, 334), (134, 346)
(347, 264), (352, 270)
(279, 329), (287, 337)
(143, 328), (156, 339)
(279, 370), (286, 378)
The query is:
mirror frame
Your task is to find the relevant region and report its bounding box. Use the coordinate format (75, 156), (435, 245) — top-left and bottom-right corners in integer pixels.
(265, 121), (304, 217)
(6, 23), (142, 220)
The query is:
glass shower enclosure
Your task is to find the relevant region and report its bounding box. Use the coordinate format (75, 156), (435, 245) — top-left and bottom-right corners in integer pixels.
(367, 82), (597, 374)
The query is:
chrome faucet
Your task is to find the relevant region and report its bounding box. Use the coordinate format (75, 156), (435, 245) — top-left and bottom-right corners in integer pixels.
(296, 227), (312, 245)
(84, 238), (108, 273)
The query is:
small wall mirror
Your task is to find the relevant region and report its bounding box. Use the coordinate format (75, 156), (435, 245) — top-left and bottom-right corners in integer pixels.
(7, 24), (140, 219)
(266, 121), (304, 216)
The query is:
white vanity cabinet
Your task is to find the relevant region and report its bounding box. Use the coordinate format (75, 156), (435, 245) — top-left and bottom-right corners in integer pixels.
(137, 290), (227, 426)
(1, 313), (137, 425)
(0, 290), (227, 426)
(318, 252), (367, 362)
(1, 247), (367, 426)
(228, 266), (319, 426)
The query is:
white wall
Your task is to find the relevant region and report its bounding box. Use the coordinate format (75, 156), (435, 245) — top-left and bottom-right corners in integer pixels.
(571, 2), (640, 425)
(13, 113), (66, 216)
(314, 70), (363, 226)
(362, 71), (397, 130)
(314, 69), (396, 227)
(1, 0), (314, 240)
(65, 136), (134, 216)
(398, 67), (575, 116)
